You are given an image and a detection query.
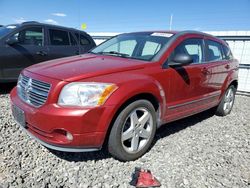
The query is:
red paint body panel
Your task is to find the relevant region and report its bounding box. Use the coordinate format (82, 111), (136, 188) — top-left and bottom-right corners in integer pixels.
(26, 53), (147, 82)
(10, 31), (239, 150)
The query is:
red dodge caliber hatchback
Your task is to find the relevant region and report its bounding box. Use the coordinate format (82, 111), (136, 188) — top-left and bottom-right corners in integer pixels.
(11, 31), (239, 161)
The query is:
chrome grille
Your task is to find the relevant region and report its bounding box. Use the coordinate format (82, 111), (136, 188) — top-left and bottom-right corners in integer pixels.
(17, 75), (51, 107)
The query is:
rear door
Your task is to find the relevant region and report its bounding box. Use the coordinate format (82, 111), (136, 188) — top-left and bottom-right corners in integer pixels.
(0, 26), (48, 79)
(204, 39), (229, 94)
(47, 28), (79, 59)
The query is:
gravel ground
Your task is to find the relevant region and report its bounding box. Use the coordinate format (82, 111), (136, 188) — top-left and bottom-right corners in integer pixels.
(0, 87), (249, 188)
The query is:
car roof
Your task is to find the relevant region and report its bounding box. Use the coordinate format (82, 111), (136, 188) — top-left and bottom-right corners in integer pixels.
(5, 21), (88, 35)
(126, 30), (178, 35)
(123, 30), (226, 45)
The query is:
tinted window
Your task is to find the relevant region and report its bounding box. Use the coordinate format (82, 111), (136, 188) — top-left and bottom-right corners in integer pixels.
(206, 40), (223, 61)
(222, 44), (233, 60)
(69, 32), (77, 45)
(75, 33), (90, 45)
(170, 38), (204, 63)
(49, 29), (70, 45)
(12, 27), (43, 46)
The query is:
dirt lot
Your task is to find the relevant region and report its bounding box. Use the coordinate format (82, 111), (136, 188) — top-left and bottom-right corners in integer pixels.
(0, 88), (249, 188)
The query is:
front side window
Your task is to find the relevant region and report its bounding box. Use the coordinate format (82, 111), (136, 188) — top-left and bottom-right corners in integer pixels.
(206, 40), (223, 61)
(12, 27), (43, 46)
(169, 38), (204, 63)
(49, 29), (70, 46)
(91, 33), (172, 61)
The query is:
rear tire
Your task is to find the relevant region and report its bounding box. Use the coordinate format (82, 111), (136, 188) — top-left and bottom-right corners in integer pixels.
(108, 100), (157, 161)
(215, 85), (236, 116)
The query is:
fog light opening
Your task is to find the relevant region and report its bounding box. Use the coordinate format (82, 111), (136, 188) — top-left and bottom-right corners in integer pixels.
(66, 132), (73, 141)
(53, 129), (73, 142)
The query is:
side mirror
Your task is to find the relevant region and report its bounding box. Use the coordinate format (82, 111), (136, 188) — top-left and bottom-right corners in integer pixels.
(6, 37), (18, 45)
(168, 53), (193, 67)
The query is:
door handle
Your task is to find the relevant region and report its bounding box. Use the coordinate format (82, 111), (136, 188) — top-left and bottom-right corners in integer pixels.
(36, 51), (47, 56)
(225, 64), (230, 69)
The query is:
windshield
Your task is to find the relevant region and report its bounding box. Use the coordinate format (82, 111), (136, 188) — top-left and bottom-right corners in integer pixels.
(0, 25), (17, 39)
(91, 32), (173, 61)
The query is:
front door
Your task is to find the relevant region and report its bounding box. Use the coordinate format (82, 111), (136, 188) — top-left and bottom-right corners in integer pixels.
(0, 26), (48, 80)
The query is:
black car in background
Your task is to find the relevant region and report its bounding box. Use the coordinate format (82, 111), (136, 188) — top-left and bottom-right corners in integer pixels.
(0, 21), (96, 82)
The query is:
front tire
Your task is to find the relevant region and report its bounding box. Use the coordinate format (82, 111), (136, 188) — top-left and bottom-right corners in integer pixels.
(216, 85), (236, 116)
(108, 100), (157, 161)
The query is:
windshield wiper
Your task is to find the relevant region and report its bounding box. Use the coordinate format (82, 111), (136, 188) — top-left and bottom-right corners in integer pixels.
(88, 51), (97, 54)
(97, 51), (130, 58)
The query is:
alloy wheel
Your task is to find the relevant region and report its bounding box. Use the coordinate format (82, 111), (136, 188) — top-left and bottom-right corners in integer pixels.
(121, 107), (153, 153)
(223, 87), (235, 114)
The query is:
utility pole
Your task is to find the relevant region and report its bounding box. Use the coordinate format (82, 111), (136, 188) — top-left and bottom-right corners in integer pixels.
(169, 14), (173, 30)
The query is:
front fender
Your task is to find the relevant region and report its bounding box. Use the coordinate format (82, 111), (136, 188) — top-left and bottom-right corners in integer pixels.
(103, 73), (166, 123)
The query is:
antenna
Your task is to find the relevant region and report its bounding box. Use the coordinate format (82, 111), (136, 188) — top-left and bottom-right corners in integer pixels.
(169, 14), (173, 30)
(77, 3), (81, 55)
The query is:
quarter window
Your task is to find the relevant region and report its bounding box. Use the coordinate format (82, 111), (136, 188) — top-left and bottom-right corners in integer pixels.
(206, 40), (223, 61)
(49, 29), (70, 46)
(222, 45), (233, 60)
(170, 38), (204, 63)
(12, 27), (43, 46)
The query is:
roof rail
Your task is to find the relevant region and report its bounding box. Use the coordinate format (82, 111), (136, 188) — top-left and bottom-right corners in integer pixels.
(22, 21), (39, 24)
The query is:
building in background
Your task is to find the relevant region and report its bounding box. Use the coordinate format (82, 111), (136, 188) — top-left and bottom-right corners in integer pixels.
(90, 31), (250, 93)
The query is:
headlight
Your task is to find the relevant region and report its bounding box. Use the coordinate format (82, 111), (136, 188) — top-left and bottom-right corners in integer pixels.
(17, 74), (23, 97)
(58, 82), (118, 107)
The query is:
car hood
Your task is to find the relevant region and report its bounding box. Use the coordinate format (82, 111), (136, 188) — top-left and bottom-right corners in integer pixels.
(26, 54), (147, 82)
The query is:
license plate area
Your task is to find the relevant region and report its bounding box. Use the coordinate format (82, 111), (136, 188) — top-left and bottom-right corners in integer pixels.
(12, 105), (26, 128)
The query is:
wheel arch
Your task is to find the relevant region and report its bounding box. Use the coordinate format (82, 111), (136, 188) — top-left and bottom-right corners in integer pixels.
(229, 80), (238, 90)
(102, 92), (161, 148)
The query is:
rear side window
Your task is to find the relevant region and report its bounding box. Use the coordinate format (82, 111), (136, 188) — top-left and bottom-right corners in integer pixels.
(170, 38), (204, 63)
(12, 27), (43, 46)
(75, 33), (90, 45)
(206, 40), (223, 61)
(222, 45), (233, 60)
(49, 29), (70, 46)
